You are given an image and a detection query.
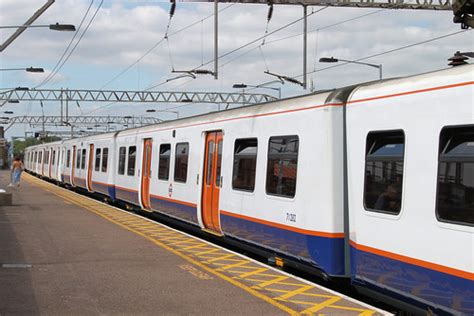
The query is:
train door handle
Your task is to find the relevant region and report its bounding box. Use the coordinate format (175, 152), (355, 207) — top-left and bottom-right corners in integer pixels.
(196, 174), (199, 185)
(220, 176), (223, 188)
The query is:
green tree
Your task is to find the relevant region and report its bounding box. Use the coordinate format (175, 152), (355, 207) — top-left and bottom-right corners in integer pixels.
(11, 136), (61, 157)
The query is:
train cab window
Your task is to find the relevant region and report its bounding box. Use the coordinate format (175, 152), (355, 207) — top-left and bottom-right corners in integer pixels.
(232, 138), (258, 192)
(81, 149), (86, 170)
(158, 144), (171, 180)
(66, 150), (71, 168)
(127, 146), (136, 176)
(76, 149), (81, 169)
(102, 148), (108, 172)
(364, 131), (405, 215)
(174, 143), (189, 183)
(266, 135), (299, 198)
(436, 126), (474, 226)
(95, 148), (101, 172)
(118, 147), (126, 175)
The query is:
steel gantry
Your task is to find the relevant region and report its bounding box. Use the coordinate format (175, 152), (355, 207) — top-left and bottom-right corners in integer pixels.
(0, 115), (163, 133)
(0, 88), (278, 105)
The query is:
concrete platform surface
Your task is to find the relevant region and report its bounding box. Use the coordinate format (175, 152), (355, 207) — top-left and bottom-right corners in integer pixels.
(0, 171), (388, 315)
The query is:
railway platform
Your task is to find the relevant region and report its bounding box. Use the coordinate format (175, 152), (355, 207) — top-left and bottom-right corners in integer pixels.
(0, 171), (389, 315)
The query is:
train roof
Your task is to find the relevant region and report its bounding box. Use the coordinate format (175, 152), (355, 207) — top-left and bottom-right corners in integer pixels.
(25, 64), (473, 148)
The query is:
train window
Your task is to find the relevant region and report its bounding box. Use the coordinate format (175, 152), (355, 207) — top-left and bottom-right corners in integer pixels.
(206, 141), (215, 185)
(45, 151), (49, 165)
(66, 150), (71, 168)
(127, 146), (136, 176)
(158, 144), (171, 180)
(81, 149), (86, 170)
(52, 151), (56, 166)
(95, 148), (101, 172)
(174, 143), (189, 183)
(76, 149), (81, 169)
(232, 138), (258, 192)
(102, 148), (108, 172)
(363, 131), (405, 215)
(436, 126), (474, 226)
(216, 140), (223, 187)
(266, 135), (299, 198)
(118, 147), (126, 175)
(39, 152), (43, 164)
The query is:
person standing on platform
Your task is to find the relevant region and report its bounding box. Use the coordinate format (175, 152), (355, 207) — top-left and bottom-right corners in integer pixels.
(9, 157), (24, 187)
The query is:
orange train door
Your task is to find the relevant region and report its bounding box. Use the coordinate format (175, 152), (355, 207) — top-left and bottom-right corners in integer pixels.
(71, 146), (76, 186)
(87, 144), (94, 191)
(201, 131), (223, 233)
(140, 139), (153, 209)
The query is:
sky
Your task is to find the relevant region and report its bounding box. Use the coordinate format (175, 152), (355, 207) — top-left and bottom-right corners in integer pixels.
(0, 0), (472, 139)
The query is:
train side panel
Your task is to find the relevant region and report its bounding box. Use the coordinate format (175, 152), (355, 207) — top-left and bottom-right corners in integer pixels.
(346, 65), (474, 313)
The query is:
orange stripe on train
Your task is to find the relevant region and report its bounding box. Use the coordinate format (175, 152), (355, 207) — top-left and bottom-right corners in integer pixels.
(220, 210), (344, 239)
(350, 241), (474, 281)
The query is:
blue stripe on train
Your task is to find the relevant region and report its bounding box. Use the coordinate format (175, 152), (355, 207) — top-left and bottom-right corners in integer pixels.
(150, 196), (197, 224)
(74, 178), (86, 189)
(115, 187), (139, 205)
(220, 213), (345, 276)
(92, 182), (110, 196)
(350, 246), (474, 314)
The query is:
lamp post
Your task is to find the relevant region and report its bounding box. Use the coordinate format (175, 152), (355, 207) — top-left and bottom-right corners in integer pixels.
(0, 67), (44, 73)
(232, 83), (282, 99)
(319, 57), (383, 80)
(0, 23), (76, 31)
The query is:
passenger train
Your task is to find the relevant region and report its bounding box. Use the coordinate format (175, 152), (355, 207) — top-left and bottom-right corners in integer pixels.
(24, 64), (473, 314)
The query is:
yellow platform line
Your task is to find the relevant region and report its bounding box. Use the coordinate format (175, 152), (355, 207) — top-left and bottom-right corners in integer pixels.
(24, 174), (297, 315)
(300, 296), (341, 314)
(216, 261), (253, 271)
(254, 275), (290, 289)
(182, 243), (210, 251)
(328, 304), (376, 314)
(275, 285), (316, 300)
(211, 259), (249, 266)
(204, 254), (237, 263)
(194, 248), (222, 256)
(167, 239), (200, 246)
(239, 268), (269, 278)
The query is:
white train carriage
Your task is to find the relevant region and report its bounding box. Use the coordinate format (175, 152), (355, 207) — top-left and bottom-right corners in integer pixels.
(22, 64), (473, 314)
(346, 64), (473, 313)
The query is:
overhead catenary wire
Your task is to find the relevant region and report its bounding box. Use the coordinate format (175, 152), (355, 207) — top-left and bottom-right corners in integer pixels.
(99, 4), (236, 90)
(87, 9), (466, 116)
(144, 6), (329, 91)
(38, 0), (104, 88)
(295, 29), (471, 79)
(242, 30), (470, 93)
(219, 9), (384, 69)
(35, 0), (95, 88)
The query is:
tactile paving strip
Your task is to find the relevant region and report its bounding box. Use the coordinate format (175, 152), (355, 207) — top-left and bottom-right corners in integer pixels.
(25, 174), (388, 316)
